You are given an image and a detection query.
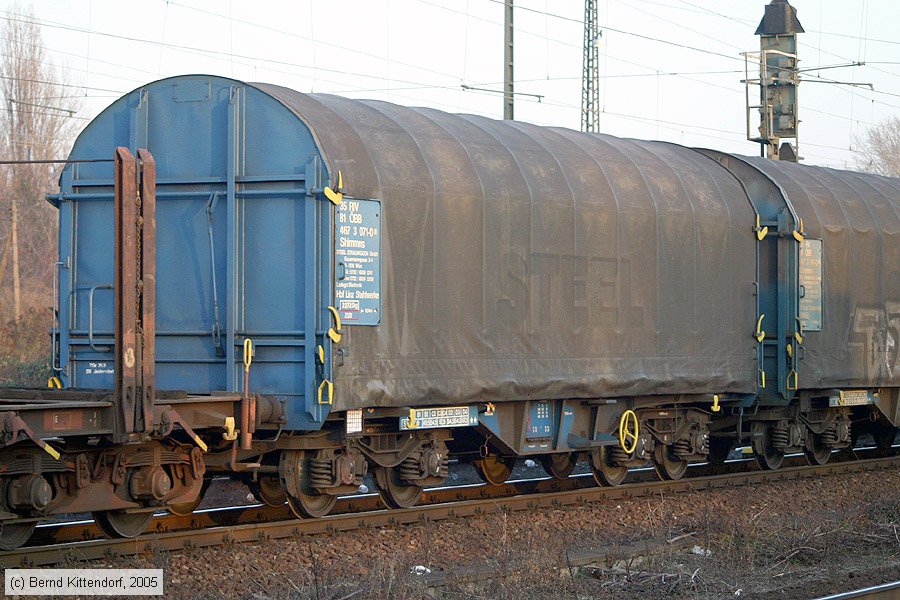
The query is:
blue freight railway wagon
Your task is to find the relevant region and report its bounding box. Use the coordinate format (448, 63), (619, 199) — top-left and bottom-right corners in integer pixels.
(0, 74), (894, 550)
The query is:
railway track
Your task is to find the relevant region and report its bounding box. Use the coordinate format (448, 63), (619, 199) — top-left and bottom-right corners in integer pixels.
(817, 581), (900, 600)
(2, 447), (896, 568)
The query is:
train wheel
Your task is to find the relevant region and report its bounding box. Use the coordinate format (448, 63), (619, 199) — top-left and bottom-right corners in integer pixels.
(540, 453), (576, 480)
(93, 510), (154, 539)
(374, 465), (422, 509)
(474, 454), (515, 486)
(248, 476), (287, 507)
(0, 521), (36, 551)
(286, 490), (337, 518)
(804, 433), (831, 466)
(280, 450), (337, 518)
(589, 447), (628, 486)
(751, 423), (784, 470)
(653, 445), (688, 481)
(168, 479), (211, 516)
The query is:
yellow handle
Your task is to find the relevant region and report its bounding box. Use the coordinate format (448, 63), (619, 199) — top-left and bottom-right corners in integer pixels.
(793, 218), (805, 242)
(711, 394), (721, 413)
(618, 410), (640, 455)
(324, 170), (344, 206)
(794, 317), (804, 345)
(754, 214), (769, 241)
(222, 416), (238, 441)
(243, 338), (253, 373)
(327, 306), (343, 343)
(47, 376), (62, 389)
(787, 370), (799, 391)
(317, 379), (334, 405)
(755, 315), (766, 343)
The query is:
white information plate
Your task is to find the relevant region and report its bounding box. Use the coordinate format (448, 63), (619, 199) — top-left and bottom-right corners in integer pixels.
(5, 569), (163, 596)
(830, 390), (874, 407)
(400, 406), (479, 430)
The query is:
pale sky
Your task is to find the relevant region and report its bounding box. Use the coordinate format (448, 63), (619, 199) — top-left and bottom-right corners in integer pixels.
(4, 0), (900, 169)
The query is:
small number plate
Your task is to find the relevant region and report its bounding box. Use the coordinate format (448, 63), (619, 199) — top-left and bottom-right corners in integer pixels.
(830, 390), (874, 407)
(400, 406), (479, 430)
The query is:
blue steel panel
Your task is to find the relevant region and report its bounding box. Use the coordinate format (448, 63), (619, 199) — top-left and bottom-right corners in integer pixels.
(57, 76), (332, 431)
(525, 401), (553, 440)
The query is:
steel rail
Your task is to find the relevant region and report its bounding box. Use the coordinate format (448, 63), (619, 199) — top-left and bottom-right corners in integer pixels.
(816, 581), (900, 600)
(2, 452), (897, 568)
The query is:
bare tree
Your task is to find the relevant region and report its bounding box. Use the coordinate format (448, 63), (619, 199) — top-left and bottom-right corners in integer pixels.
(0, 7), (80, 327)
(856, 116), (900, 177)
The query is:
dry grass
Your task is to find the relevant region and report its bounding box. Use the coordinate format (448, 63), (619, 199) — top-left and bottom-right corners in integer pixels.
(0, 306), (52, 387)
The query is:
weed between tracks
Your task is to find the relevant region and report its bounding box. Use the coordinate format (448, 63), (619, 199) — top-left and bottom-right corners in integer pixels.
(240, 493), (898, 599)
(32, 467), (899, 599)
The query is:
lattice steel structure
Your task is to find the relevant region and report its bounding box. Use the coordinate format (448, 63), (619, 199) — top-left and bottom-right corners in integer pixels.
(581, 0), (600, 132)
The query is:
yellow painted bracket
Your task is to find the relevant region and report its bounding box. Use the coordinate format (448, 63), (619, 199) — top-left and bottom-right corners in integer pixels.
(794, 317), (804, 345)
(711, 394), (721, 413)
(324, 170), (344, 206)
(755, 314), (766, 343)
(327, 306), (343, 343)
(618, 409), (640, 455)
(408, 408), (418, 429)
(787, 370), (799, 391)
(792, 217), (805, 243)
(317, 379), (334, 405)
(755, 214), (769, 241)
(47, 377), (62, 389)
(243, 338), (253, 373)
(222, 416), (237, 441)
(317, 345), (325, 364)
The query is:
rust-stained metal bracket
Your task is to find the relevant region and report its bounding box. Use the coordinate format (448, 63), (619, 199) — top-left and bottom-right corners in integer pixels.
(157, 409), (208, 452)
(0, 412), (64, 461)
(113, 147), (156, 443)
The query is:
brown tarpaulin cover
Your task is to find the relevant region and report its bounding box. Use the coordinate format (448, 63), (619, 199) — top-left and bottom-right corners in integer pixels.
(254, 84), (898, 411)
